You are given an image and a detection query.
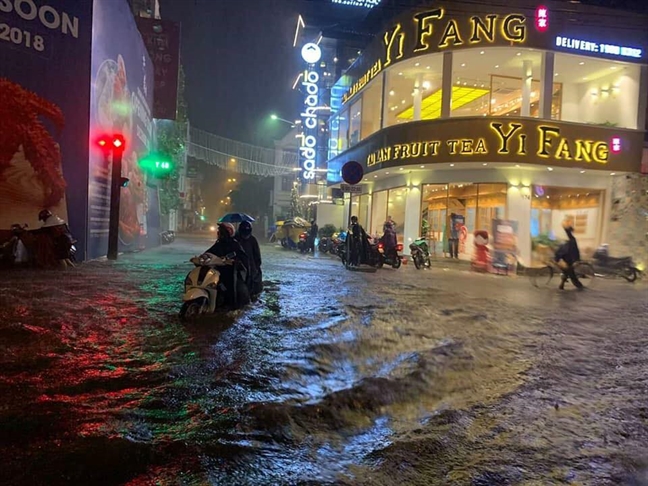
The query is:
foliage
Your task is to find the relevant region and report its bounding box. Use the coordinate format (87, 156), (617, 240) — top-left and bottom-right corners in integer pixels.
(229, 177), (272, 218)
(156, 66), (188, 215)
(319, 224), (337, 238)
(290, 186), (304, 219)
(421, 218), (430, 237)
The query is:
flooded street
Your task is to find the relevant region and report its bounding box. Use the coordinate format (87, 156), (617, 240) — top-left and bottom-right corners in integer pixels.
(1, 236), (647, 486)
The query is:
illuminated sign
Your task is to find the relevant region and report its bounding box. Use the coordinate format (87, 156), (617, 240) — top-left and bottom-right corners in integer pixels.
(366, 122), (611, 166)
(301, 43), (322, 64)
(535, 6), (548, 32)
(555, 36), (642, 59)
(343, 8), (528, 103)
(332, 0), (381, 7)
(611, 137), (622, 153)
(299, 68), (319, 180)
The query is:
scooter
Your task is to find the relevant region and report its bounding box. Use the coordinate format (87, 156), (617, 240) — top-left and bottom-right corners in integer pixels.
(160, 230), (175, 244)
(318, 237), (331, 253)
(376, 242), (403, 269)
(410, 238), (431, 269)
(592, 245), (641, 282)
(180, 252), (249, 320)
(297, 232), (312, 254)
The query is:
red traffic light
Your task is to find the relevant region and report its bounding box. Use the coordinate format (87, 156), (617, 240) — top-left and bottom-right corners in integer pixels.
(95, 134), (126, 152)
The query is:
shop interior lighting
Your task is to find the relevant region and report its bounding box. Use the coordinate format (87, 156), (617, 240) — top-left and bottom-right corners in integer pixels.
(397, 86), (489, 120)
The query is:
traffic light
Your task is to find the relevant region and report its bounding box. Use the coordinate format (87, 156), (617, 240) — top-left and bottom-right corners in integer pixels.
(96, 134), (126, 153)
(138, 152), (175, 178)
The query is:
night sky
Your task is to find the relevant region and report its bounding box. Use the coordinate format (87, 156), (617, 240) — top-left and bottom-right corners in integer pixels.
(161, 0), (648, 147)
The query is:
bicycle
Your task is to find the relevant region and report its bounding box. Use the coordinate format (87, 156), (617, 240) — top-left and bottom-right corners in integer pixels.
(530, 260), (596, 289)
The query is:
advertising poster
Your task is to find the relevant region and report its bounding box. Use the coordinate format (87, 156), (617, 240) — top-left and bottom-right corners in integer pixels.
(0, 0), (93, 259)
(135, 17), (180, 120)
(492, 219), (519, 273)
(88, 0), (155, 259)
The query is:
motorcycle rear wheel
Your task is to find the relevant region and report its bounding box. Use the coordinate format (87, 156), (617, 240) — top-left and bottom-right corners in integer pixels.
(413, 254), (422, 269)
(392, 258), (402, 269)
(623, 267), (638, 282)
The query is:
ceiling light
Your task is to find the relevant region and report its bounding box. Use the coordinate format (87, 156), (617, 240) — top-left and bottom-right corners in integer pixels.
(610, 172), (616, 176)
(415, 62), (420, 66)
(398, 72), (403, 76)
(389, 90), (395, 96)
(385, 171), (390, 174)
(422, 81), (431, 89)
(582, 77), (587, 80)
(495, 65), (499, 68)
(399, 167), (403, 171)
(482, 163), (488, 166)
(420, 165), (425, 168)
(610, 66), (617, 70)
(580, 170), (586, 173)
(516, 52), (521, 56)
(364, 178), (368, 181)
(579, 61), (585, 65)
(426, 66), (430, 69)
(461, 63), (466, 67)
(515, 164), (520, 167)
(450, 163), (455, 167)
(547, 167), (553, 171)
(555, 73), (559, 76)
(401, 99), (406, 104)
(374, 175), (378, 178)
(480, 50), (485, 54)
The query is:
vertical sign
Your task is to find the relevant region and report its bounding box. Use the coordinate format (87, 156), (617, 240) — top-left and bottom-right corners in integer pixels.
(136, 17), (181, 120)
(299, 42), (322, 181)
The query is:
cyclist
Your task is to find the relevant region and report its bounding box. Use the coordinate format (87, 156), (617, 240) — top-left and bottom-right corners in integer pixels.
(554, 221), (584, 290)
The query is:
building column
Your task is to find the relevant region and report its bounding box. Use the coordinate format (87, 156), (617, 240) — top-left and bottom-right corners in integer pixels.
(521, 60), (533, 117)
(441, 51), (453, 118)
(413, 75), (423, 121)
(539, 51), (555, 119)
(637, 64), (648, 129)
(507, 186), (531, 266)
(403, 185), (422, 246)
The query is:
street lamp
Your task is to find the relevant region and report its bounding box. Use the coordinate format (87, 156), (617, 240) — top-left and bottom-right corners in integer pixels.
(270, 113), (295, 127)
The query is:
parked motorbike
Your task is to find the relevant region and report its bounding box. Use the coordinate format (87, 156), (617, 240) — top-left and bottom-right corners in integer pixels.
(297, 231), (312, 254)
(0, 224), (30, 267)
(410, 237), (431, 269)
(180, 252), (250, 320)
(318, 236), (331, 253)
(592, 245), (641, 282)
(160, 230), (175, 244)
(376, 242), (403, 269)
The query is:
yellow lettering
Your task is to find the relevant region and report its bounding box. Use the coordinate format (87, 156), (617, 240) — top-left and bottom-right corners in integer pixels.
(518, 134), (527, 155)
(593, 142), (609, 163)
(393, 144), (401, 159)
(428, 141), (440, 155)
(574, 140), (593, 162)
(474, 138), (487, 154)
(383, 24), (404, 67)
(411, 142), (422, 157)
(502, 14), (526, 42)
(470, 15), (497, 43)
(401, 143), (411, 158)
(460, 139), (473, 154)
(555, 138), (573, 160)
(438, 20), (463, 48)
(537, 125), (560, 157)
(413, 9), (443, 52)
(447, 140), (460, 154)
(491, 122), (522, 154)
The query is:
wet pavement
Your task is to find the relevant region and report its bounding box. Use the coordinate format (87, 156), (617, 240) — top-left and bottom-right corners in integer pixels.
(1, 235), (647, 486)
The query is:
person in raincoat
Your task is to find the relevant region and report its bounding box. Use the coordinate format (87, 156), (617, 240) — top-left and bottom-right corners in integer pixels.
(204, 222), (250, 306)
(348, 215), (370, 266)
(235, 221), (263, 299)
(554, 220), (584, 290)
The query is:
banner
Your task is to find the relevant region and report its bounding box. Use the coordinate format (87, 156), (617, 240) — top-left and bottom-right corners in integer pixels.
(136, 17), (181, 120)
(0, 0), (93, 259)
(88, 0), (155, 259)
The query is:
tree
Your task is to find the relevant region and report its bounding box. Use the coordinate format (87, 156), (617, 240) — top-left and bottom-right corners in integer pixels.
(156, 66), (187, 215)
(289, 185), (303, 219)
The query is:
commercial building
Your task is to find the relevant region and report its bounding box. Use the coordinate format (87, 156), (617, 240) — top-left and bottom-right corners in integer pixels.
(325, 0), (648, 266)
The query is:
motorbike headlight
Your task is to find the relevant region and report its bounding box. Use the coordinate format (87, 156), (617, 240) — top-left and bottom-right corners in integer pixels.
(637, 262), (645, 272)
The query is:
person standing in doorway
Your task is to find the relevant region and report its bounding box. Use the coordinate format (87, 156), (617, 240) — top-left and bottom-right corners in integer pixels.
(309, 219), (318, 253)
(448, 213), (459, 259)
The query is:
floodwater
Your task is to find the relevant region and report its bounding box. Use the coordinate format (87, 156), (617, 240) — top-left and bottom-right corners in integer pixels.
(1, 236), (647, 486)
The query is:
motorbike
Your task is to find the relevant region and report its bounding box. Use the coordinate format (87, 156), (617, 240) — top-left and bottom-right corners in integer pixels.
(410, 237), (431, 269)
(376, 242), (403, 269)
(318, 236), (331, 253)
(297, 231), (312, 254)
(180, 252), (250, 320)
(591, 245), (641, 282)
(0, 224), (30, 267)
(160, 230), (175, 244)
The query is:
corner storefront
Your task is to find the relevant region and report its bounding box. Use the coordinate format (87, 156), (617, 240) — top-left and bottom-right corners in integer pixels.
(325, 0), (648, 266)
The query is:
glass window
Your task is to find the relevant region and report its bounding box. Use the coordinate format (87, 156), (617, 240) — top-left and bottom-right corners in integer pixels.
(387, 187), (407, 240)
(451, 48), (544, 118)
(349, 99), (362, 147)
(337, 109), (349, 152)
(421, 184), (448, 250)
(477, 183), (507, 231)
(328, 115), (340, 160)
(383, 54), (444, 128)
(553, 53), (640, 129)
(361, 76), (383, 140)
(530, 186), (603, 264)
(358, 194), (370, 230)
(281, 176), (293, 192)
(370, 190), (387, 237)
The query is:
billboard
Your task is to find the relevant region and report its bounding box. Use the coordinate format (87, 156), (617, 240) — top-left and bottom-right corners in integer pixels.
(136, 17), (181, 120)
(88, 0), (155, 259)
(0, 0), (93, 259)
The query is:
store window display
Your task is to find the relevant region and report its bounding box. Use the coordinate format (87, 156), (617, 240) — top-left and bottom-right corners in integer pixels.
(360, 77), (382, 140)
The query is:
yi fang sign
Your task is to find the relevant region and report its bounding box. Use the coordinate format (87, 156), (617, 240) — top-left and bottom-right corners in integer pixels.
(325, 118), (642, 181)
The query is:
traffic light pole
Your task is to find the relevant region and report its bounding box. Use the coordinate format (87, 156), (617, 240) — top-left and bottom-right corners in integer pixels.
(107, 149), (124, 260)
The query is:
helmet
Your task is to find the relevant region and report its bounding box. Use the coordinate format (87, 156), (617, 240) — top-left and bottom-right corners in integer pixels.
(351, 215), (358, 223)
(238, 221), (252, 238)
(218, 222), (235, 238)
(38, 209), (52, 222)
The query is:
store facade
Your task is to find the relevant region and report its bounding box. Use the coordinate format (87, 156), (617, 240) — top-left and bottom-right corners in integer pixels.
(326, 1), (648, 266)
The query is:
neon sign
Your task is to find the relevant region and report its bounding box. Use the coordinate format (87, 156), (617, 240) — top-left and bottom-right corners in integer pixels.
(555, 36), (642, 59)
(332, 0), (381, 7)
(299, 68), (319, 180)
(611, 137), (622, 154)
(535, 6), (548, 32)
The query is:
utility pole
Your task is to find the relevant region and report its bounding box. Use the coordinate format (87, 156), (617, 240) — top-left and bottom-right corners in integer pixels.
(97, 134), (127, 260)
